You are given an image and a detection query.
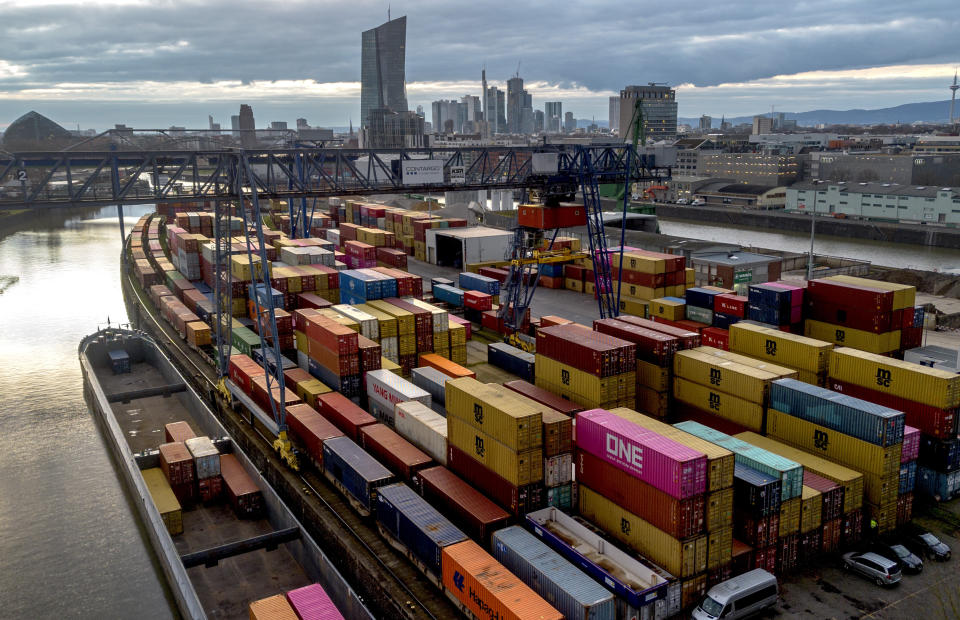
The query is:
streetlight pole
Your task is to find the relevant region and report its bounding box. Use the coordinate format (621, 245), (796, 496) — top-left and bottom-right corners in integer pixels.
(807, 202), (815, 280)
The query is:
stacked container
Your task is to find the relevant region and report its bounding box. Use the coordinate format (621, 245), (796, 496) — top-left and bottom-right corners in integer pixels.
(897, 426), (919, 525)
(302, 313), (361, 397)
(365, 368), (431, 426)
(219, 453), (264, 518)
(729, 321), (833, 386)
(394, 401), (448, 465)
(413, 466), (510, 543)
(747, 282), (803, 332)
(410, 366), (450, 414)
(365, 299), (418, 373)
(535, 323), (636, 410)
(590, 247), (689, 319)
(684, 287), (732, 330)
(184, 436), (222, 505)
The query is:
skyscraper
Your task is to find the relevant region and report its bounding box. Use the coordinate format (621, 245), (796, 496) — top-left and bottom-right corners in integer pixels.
(618, 84), (677, 143)
(608, 96), (620, 133)
(360, 16), (408, 129)
(238, 104), (256, 148)
(485, 86), (506, 134)
(545, 102), (562, 134)
(507, 76), (530, 134)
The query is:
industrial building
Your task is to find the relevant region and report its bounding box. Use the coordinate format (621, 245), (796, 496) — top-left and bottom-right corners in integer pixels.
(693, 182), (787, 209)
(699, 152), (801, 186)
(618, 84), (678, 143)
(786, 181), (960, 224)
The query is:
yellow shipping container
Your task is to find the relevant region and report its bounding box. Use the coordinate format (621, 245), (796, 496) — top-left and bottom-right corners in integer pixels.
(358, 304), (398, 339)
(230, 254), (268, 280)
(685, 268), (696, 286)
(612, 282), (664, 302)
(706, 487), (734, 532)
(294, 330), (307, 353)
(637, 360), (670, 391)
(664, 284), (685, 298)
(579, 486), (708, 578)
(861, 471), (899, 506)
(674, 348), (780, 404)
(380, 356), (402, 376)
(650, 297), (685, 322)
(800, 486), (823, 533)
(618, 297), (649, 318)
(143, 468), (183, 536)
(829, 347), (960, 410)
(733, 432), (864, 514)
(804, 320), (900, 354)
(866, 500), (898, 534)
(778, 497), (800, 536)
(295, 378), (331, 409)
(445, 378), (543, 451)
(622, 251), (666, 274)
(729, 322), (833, 373)
(398, 334), (416, 356)
(766, 409), (901, 477)
(635, 386), (669, 419)
(610, 407), (735, 492)
(535, 354), (635, 406)
(707, 526), (733, 570)
(794, 368), (827, 387)
(827, 275), (915, 310)
(565, 278), (584, 293)
(448, 324), (466, 346)
(366, 300), (414, 334)
(318, 308), (360, 332)
(585, 280), (595, 296)
(432, 330), (450, 350)
(447, 416), (543, 485)
(672, 377), (765, 432)
(694, 346), (798, 378)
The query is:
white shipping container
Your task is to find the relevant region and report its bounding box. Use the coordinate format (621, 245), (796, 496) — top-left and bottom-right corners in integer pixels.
(544, 453), (573, 487)
(185, 436), (221, 480)
(366, 369), (431, 411)
(405, 298), (450, 332)
(280, 246), (311, 265)
(326, 229), (341, 246)
(394, 401), (448, 465)
(333, 304), (379, 340)
(381, 336), (398, 361)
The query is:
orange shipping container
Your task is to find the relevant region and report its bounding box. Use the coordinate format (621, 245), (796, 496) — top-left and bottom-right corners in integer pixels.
(418, 352), (476, 379)
(442, 540), (562, 620)
(248, 594), (298, 620)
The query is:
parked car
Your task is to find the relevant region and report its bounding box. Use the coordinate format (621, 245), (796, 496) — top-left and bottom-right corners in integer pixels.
(905, 531), (951, 561)
(691, 198), (703, 206)
(676, 198), (688, 205)
(841, 552), (902, 587)
(870, 541), (923, 574)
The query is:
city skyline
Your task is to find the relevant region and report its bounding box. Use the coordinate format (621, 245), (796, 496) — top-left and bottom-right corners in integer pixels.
(0, 1), (957, 130)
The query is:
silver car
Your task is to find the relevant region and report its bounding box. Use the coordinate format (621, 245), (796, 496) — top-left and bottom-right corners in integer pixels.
(842, 551), (902, 587)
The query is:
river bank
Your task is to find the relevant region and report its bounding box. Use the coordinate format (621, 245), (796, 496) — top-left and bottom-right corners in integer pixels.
(0, 205), (110, 242)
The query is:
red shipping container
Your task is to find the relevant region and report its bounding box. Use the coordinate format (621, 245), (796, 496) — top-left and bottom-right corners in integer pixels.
(616, 315), (701, 349)
(714, 294), (747, 318)
(228, 354), (264, 395)
(339, 222), (359, 241)
(901, 326), (923, 350)
(414, 466), (510, 542)
(170, 481), (195, 507)
(316, 392), (376, 441)
(576, 449), (705, 539)
(283, 367), (313, 392)
(807, 279), (894, 312)
(896, 492), (913, 526)
(197, 475), (222, 503)
(164, 421), (197, 444)
(821, 517), (842, 553)
(502, 380), (581, 416)
(286, 403), (344, 467)
(653, 316), (708, 333)
(220, 453), (264, 518)
(464, 290), (493, 311)
(446, 444), (541, 518)
(251, 375), (302, 414)
(804, 299), (892, 333)
(359, 423), (433, 480)
(159, 442), (195, 486)
(798, 528), (822, 561)
(539, 315), (573, 328)
(775, 534), (799, 574)
(308, 338), (360, 376)
(754, 545), (777, 573)
(828, 378), (957, 439)
(478, 267), (510, 283)
(357, 335), (382, 373)
(537, 324), (636, 377)
(610, 267), (665, 288)
(593, 317), (678, 367)
(539, 275), (563, 290)
(701, 327), (730, 351)
(842, 509), (863, 546)
(735, 512), (773, 548)
(803, 471), (845, 522)
(304, 315), (358, 356)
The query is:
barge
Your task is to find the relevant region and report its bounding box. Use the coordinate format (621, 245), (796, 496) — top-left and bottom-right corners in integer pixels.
(79, 327), (371, 619)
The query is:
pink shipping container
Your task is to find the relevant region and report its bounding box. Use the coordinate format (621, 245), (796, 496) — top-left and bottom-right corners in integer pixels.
(576, 408), (707, 499)
(901, 426), (920, 463)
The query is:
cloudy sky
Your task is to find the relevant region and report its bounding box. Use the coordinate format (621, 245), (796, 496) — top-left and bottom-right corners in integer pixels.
(0, 0), (957, 131)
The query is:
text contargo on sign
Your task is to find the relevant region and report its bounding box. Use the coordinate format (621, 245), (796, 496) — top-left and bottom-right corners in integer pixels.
(401, 159), (445, 185)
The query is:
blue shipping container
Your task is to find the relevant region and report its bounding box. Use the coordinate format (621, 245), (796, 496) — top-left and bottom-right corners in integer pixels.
(748, 284), (793, 312)
(770, 378), (905, 448)
(339, 291), (369, 306)
(459, 272), (500, 295)
(432, 284), (465, 307)
(712, 312), (741, 330)
(899, 461), (917, 495)
(362, 268), (397, 297)
(487, 342), (536, 383)
(539, 263), (565, 278)
(685, 287), (723, 309)
(376, 483), (466, 580)
(493, 526), (616, 620)
(339, 270), (381, 299)
(322, 436), (395, 511)
(252, 347), (296, 375)
(915, 465), (960, 501)
(410, 366), (449, 407)
(733, 463), (782, 518)
(918, 436), (960, 472)
(248, 283), (285, 309)
(308, 357), (361, 397)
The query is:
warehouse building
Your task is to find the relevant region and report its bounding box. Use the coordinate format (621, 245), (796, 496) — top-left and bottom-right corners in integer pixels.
(786, 181), (960, 224)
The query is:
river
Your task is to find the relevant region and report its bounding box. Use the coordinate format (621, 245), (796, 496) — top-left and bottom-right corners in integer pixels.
(658, 219), (960, 273)
(0, 206), (175, 619)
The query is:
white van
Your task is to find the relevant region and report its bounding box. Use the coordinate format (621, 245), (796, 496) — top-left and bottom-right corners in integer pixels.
(692, 569), (778, 620)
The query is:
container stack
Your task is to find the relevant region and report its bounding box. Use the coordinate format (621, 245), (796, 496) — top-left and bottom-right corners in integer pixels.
(575, 408), (710, 606)
(184, 436), (223, 507)
(365, 368), (432, 426)
(683, 287), (731, 331)
(672, 346), (797, 433)
(898, 426), (919, 525)
(729, 321), (833, 386)
(366, 300), (417, 373)
(768, 378), (905, 534)
(672, 421), (806, 575)
(303, 313), (362, 397)
(593, 317), (678, 419)
(444, 377), (545, 515)
(804, 276), (916, 354)
(410, 366), (450, 414)
(407, 298), (450, 360)
(590, 247), (690, 319)
(386, 297), (434, 371)
(535, 323), (636, 410)
(357, 303), (399, 363)
(747, 282), (804, 332)
(458, 272), (500, 322)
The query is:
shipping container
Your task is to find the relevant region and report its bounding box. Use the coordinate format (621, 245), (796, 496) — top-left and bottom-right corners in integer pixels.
(394, 401), (447, 466)
(674, 348), (782, 404)
(418, 353), (474, 379)
(164, 421), (197, 444)
(672, 376), (766, 433)
(608, 407), (735, 492)
(593, 318), (678, 367)
(184, 436), (220, 480)
(446, 377), (543, 452)
(492, 526), (616, 620)
(576, 449), (706, 539)
(322, 436), (395, 514)
(778, 497), (801, 537)
(142, 468), (183, 536)
(674, 421), (804, 501)
(733, 464), (782, 518)
(410, 366), (450, 409)
(770, 378), (905, 448)
(706, 487), (734, 532)
(535, 354), (635, 409)
(376, 483), (466, 585)
(733, 432), (860, 515)
(286, 404), (344, 468)
(915, 465), (960, 502)
(447, 416), (543, 486)
(359, 424), (433, 480)
(446, 444), (544, 517)
(729, 322), (833, 373)
(487, 343), (536, 382)
(766, 409), (901, 478)
(158, 442), (194, 486)
(617, 315), (701, 350)
(502, 380), (582, 416)
(316, 392), (377, 441)
(577, 408), (707, 499)
(804, 320), (900, 354)
(248, 594), (298, 620)
(800, 485), (823, 534)
(827, 378), (957, 440)
(525, 506), (670, 613)
(365, 369), (431, 426)
(579, 485), (708, 578)
(538, 324), (637, 377)
(707, 526), (734, 571)
(219, 453), (264, 518)
(918, 436), (960, 471)
(829, 347), (960, 411)
(414, 466), (510, 542)
(285, 584), (345, 620)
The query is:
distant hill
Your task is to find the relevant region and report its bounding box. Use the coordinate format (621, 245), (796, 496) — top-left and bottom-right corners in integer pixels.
(682, 99), (955, 128)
